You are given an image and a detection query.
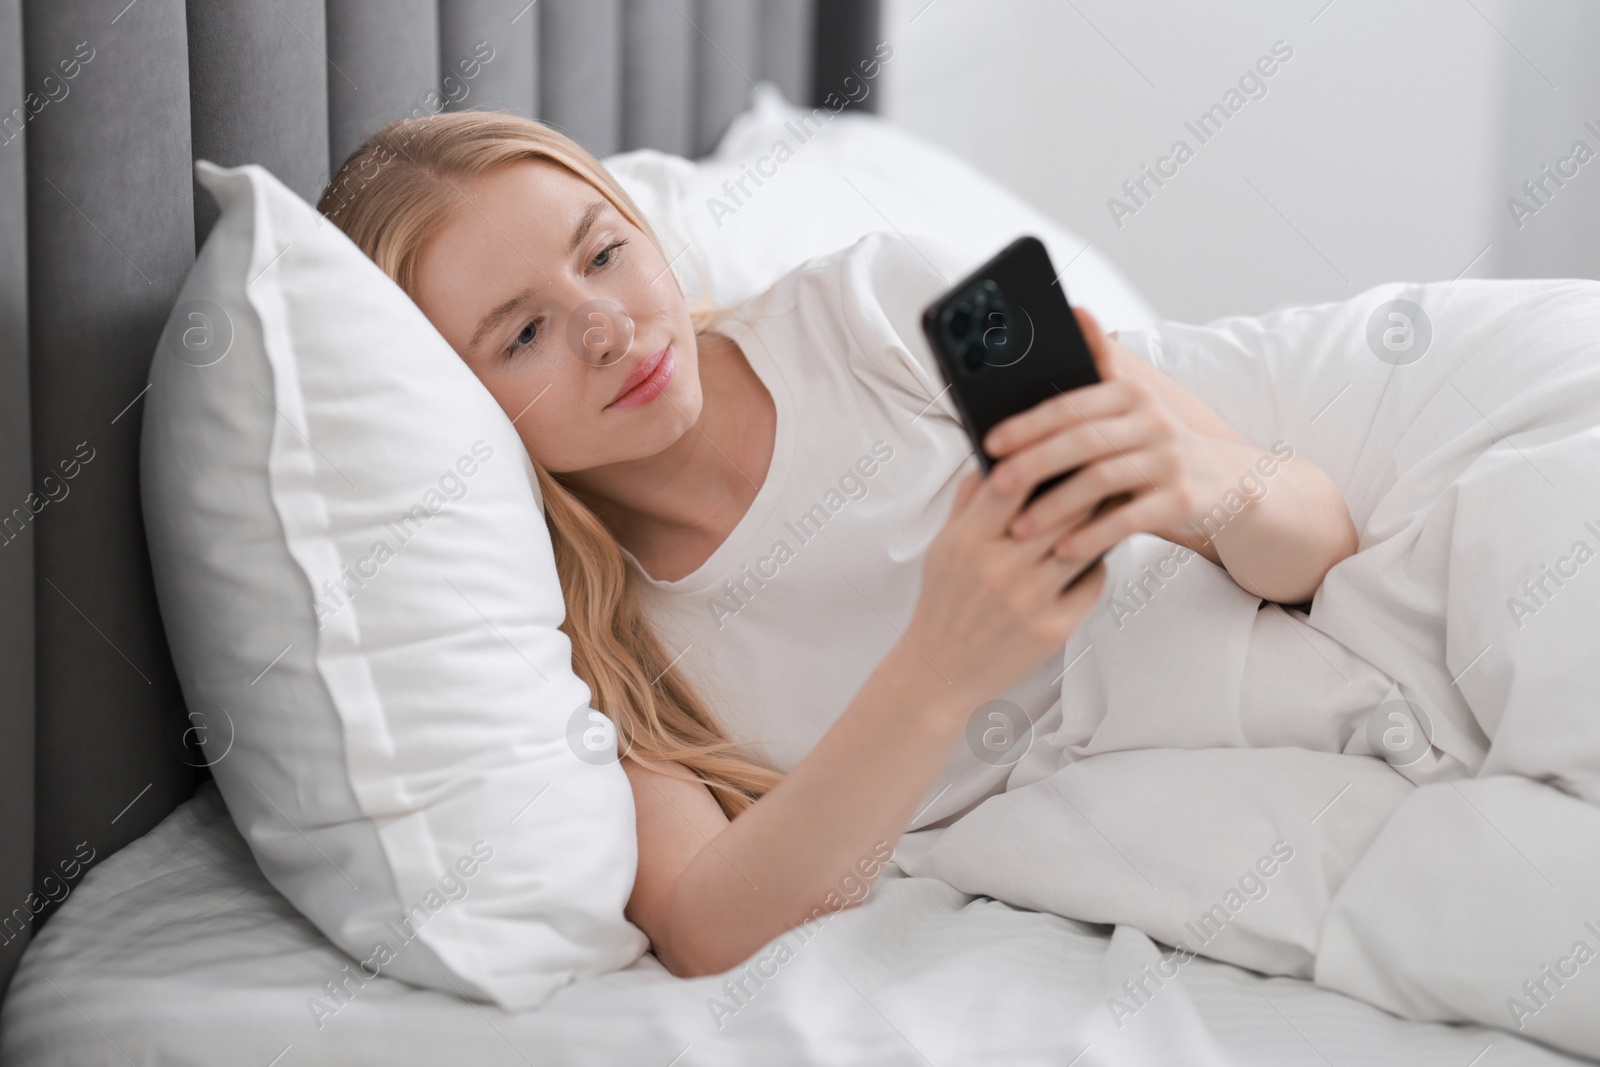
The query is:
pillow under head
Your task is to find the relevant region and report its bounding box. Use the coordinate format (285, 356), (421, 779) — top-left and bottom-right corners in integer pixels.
(141, 161), (646, 1010)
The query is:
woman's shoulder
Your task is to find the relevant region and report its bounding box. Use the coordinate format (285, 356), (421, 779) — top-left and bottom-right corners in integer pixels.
(726, 231), (965, 320)
(728, 232), (973, 403)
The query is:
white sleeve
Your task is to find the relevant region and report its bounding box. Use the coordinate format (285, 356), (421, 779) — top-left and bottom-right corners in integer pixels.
(835, 230), (976, 429)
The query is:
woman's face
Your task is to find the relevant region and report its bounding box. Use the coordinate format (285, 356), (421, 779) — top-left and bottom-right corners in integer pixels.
(412, 159), (701, 473)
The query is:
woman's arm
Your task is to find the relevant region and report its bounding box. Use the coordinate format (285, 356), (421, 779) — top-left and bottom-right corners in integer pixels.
(624, 639), (974, 978)
(1102, 338), (1357, 602)
(622, 470), (1108, 978)
(987, 311), (1358, 605)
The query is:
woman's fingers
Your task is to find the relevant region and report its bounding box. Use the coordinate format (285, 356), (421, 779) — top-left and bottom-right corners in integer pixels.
(950, 468), (984, 513)
(1010, 448), (1168, 538)
(981, 306), (1131, 461)
(948, 465), (1040, 546)
(1032, 557), (1108, 646)
(982, 376), (1140, 459)
(950, 462), (1035, 541)
(957, 458), (1098, 550)
(1058, 558), (1107, 607)
(1051, 488), (1185, 562)
(990, 408), (1155, 503)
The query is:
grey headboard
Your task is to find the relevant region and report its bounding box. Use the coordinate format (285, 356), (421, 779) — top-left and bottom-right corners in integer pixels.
(0, 0), (880, 996)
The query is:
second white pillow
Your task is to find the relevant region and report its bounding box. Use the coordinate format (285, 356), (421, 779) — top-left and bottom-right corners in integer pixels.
(607, 83), (1157, 332)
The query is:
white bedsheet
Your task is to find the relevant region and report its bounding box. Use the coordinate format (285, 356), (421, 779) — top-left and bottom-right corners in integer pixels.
(898, 278), (1600, 1060)
(0, 782), (1585, 1066)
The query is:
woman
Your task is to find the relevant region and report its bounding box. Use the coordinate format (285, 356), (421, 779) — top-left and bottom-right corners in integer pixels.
(321, 112), (1357, 980)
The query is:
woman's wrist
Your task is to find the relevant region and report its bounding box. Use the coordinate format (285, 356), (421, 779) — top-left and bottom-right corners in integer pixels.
(868, 632), (988, 733)
(1162, 436), (1355, 603)
(1149, 434), (1256, 554)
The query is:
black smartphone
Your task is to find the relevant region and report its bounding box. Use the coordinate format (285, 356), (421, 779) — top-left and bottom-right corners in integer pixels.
(921, 236), (1120, 585)
(928, 235), (1100, 502)
(921, 236), (1099, 496)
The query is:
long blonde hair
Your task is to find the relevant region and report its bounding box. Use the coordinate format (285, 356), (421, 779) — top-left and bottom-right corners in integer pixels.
(318, 111), (782, 818)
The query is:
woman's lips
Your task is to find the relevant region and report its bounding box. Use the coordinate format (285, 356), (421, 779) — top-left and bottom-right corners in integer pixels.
(607, 346), (673, 411)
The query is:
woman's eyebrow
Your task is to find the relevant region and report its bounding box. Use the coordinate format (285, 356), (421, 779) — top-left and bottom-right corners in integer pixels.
(467, 203), (609, 353)
(469, 288), (533, 353)
(567, 201), (606, 256)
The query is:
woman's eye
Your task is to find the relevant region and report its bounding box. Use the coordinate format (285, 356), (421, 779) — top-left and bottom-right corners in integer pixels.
(506, 320), (538, 360)
(590, 238), (627, 270)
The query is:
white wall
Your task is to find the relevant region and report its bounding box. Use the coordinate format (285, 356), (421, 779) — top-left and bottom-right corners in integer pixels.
(1490, 0), (1600, 284)
(880, 0), (1599, 323)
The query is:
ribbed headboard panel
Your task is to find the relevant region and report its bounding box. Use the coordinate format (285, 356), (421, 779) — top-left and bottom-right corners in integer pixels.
(0, 0), (879, 995)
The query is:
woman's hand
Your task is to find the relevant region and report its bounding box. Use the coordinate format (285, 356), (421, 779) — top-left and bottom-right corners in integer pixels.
(906, 466), (1107, 702)
(981, 307), (1358, 605)
(626, 469), (1106, 979)
(983, 308), (1232, 560)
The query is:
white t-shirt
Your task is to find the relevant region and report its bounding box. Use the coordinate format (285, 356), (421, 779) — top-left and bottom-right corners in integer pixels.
(624, 232), (1068, 830)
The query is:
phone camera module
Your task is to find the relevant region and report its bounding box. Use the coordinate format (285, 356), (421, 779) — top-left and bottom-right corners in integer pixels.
(943, 280), (1015, 375)
(948, 306), (972, 338)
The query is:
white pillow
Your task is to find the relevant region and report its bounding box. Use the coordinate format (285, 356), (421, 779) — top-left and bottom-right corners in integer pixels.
(141, 162), (646, 1011)
(606, 83), (1157, 332)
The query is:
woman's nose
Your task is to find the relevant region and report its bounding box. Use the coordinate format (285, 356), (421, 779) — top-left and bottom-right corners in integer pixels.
(566, 298), (634, 368)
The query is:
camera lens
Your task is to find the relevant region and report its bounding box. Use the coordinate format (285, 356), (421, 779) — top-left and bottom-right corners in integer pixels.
(948, 306), (972, 339)
(947, 281), (1017, 373)
(961, 341), (985, 372)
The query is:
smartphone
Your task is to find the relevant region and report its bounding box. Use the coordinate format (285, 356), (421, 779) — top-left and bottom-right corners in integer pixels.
(921, 235), (1100, 501)
(921, 236), (1122, 585)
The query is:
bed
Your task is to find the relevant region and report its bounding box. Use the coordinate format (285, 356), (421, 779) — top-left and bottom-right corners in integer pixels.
(0, 1), (1592, 1063)
(3, 779), (1588, 1066)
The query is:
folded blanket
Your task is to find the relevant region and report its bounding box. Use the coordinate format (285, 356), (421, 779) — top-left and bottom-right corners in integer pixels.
(898, 278), (1600, 1059)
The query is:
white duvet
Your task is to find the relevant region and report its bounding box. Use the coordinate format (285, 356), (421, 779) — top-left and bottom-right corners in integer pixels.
(897, 277), (1600, 1060)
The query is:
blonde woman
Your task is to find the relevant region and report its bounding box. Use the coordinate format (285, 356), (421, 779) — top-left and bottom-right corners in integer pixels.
(320, 112), (1357, 979)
